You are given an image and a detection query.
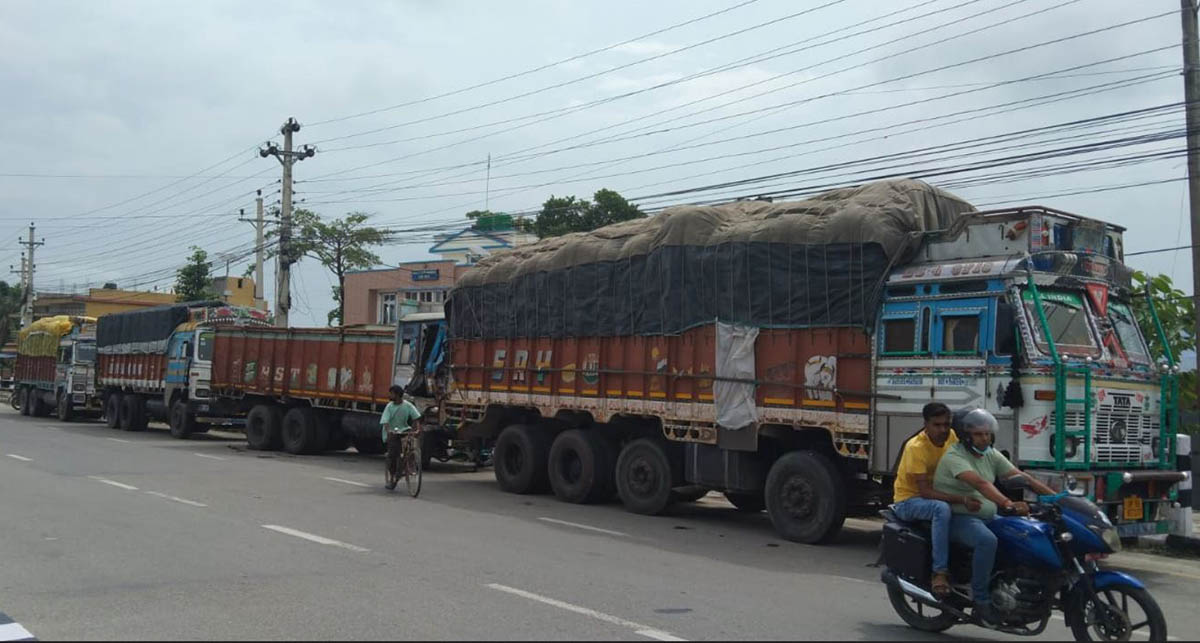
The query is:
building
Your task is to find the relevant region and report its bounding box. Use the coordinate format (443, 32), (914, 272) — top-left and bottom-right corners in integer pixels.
(31, 277), (263, 322)
(428, 222), (537, 265)
(211, 276), (265, 310)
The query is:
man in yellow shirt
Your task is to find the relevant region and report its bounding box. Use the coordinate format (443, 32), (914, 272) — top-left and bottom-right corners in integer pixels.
(892, 402), (980, 597)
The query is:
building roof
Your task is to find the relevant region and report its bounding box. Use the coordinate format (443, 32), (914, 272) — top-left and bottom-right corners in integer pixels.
(428, 227), (514, 253)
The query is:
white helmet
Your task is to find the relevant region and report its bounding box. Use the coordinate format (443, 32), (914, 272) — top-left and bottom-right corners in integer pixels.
(954, 407), (999, 454)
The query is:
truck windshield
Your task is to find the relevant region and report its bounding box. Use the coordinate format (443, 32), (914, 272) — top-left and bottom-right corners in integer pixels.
(1021, 288), (1100, 358)
(197, 331), (214, 361)
(75, 343), (96, 364)
(1107, 301), (1151, 364)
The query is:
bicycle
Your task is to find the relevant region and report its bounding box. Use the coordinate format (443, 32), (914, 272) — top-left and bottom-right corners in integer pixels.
(385, 427), (422, 498)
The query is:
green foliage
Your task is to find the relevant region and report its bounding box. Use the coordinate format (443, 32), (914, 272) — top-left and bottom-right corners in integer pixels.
(0, 280), (24, 346)
(533, 189), (644, 238)
(174, 247), (217, 302)
(1131, 271), (1198, 430)
(289, 210), (386, 326)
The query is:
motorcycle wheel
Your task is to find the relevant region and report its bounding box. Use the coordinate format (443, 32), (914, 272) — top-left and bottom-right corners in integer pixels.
(1069, 585), (1167, 642)
(886, 584), (956, 633)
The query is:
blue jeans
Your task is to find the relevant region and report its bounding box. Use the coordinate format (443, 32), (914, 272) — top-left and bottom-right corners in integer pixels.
(893, 497), (951, 574)
(949, 514), (998, 605)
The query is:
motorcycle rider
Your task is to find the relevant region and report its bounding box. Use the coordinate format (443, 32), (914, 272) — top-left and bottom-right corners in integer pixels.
(891, 402), (978, 598)
(932, 407), (1056, 625)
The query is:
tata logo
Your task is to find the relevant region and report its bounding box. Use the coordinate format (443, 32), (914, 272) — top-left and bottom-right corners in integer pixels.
(1112, 395), (1131, 409)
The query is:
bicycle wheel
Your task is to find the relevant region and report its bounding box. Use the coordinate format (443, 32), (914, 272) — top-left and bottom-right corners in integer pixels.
(405, 437), (423, 498)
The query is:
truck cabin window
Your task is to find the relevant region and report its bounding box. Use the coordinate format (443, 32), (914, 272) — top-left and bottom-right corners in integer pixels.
(1022, 290), (1099, 358)
(197, 332), (214, 361)
(941, 316), (980, 355)
(59, 346), (73, 364)
(994, 301), (1016, 356)
(75, 343), (96, 364)
(1107, 302), (1151, 364)
(882, 318), (917, 354)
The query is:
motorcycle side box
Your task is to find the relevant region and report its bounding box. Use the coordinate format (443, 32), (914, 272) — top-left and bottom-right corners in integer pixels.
(882, 521), (931, 586)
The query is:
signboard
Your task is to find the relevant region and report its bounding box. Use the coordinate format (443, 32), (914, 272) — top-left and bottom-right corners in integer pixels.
(412, 269), (440, 282)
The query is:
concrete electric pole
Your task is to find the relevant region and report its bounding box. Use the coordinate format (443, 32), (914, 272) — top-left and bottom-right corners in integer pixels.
(17, 223), (44, 327)
(238, 189), (268, 311)
(260, 118), (315, 328)
(1181, 0), (1200, 404)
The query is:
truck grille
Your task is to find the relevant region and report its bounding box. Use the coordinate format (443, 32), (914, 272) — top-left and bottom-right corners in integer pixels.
(1050, 395), (1158, 463)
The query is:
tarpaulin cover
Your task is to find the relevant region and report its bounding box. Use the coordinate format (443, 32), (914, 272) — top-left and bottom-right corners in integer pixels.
(97, 300), (222, 354)
(18, 316), (91, 357)
(448, 179), (973, 339)
(714, 322), (758, 430)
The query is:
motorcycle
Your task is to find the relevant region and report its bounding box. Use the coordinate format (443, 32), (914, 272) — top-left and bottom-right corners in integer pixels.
(879, 489), (1168, 641)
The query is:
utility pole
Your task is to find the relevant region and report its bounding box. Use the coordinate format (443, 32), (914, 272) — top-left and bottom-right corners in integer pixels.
(260, 118), (315, 327)
(1182, 0), (1200, 406)
(236, 189), (268, 311)
(17, 223), (44, 327)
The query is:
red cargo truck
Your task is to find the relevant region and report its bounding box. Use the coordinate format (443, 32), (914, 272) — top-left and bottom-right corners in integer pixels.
(209, 326), (396, 455)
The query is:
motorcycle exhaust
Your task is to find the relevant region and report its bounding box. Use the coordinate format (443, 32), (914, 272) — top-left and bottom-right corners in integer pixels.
(882, 569), (971, 622)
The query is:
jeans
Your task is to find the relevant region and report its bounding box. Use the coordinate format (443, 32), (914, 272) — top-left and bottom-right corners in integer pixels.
(949, 514), (998, 605)
(893, 497), (951, 574)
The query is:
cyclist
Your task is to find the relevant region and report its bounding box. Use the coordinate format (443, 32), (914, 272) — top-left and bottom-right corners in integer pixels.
(380, 385), (422, 490)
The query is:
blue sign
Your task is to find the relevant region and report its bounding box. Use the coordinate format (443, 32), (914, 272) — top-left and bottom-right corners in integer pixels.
(412, 269), (440, 281)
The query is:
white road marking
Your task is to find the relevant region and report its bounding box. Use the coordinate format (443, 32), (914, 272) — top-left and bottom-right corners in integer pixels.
(193, 453), (227, 461)
(261, 525), (369, 553)
(106, 438), (131, 444)
(323, 476), (369, 488)
(0, 621), (35, 641)
(144, 491), (207, 508)
(833, 575), (868, 584)
(537, 517), (628, 537)
(88, 476), (138, 491)
(5, 454), (32, 462)
(486, 583), (685, 642)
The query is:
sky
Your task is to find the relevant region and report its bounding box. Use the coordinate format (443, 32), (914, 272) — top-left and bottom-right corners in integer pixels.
(0, 0), (1193, 330)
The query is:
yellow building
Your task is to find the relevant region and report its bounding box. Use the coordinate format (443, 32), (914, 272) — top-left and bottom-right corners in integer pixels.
(211, 276), (265, 310)
(32, 278), (265, 323)
(83, 288), (177, 317)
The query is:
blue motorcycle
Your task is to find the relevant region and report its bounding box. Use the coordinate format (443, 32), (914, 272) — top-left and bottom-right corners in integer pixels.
(880, 491), (1168, 641)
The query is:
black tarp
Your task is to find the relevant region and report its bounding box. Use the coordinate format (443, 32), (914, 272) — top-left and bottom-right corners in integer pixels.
(448, 179), (974, 339)
(96, 300), (223, 349)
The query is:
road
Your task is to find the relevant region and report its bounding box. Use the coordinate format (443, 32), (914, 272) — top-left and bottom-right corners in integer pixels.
(0, 408), (1196, 641)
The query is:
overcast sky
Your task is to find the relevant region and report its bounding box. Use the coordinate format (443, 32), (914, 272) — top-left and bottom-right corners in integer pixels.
(0, 0), (1190, 327)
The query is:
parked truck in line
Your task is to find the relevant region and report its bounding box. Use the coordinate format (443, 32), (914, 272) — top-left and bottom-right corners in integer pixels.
(435, 178), (1188, 544)
(14, 315), (102, 421)
(96, 302), (273, 437)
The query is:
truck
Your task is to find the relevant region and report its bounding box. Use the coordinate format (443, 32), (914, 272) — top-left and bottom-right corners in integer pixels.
(14, 315), (103, 421)
(435, 178), (1188, 543)
(96, 301), (273, 436)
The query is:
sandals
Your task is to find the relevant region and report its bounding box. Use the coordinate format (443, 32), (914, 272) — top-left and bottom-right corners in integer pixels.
(931, 572), (951, 598)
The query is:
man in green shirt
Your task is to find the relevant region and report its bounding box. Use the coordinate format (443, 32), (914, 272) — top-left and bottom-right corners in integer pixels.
(380, 385), (422, 490)
(933, 407), (1055, 625)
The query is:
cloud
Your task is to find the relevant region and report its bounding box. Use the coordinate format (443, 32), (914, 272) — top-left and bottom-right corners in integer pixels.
(611, 40), (678, 57)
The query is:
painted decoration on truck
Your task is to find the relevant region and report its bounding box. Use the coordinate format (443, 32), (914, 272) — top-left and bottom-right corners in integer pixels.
(491, 349), (507, 383)
(306, 363), (318, 387)
(243, 361), (256, 384)
(360, 369), (372, 394)
(512, 350), (529, 383)
(804, 355), (836, 401)
(339, 367), (353, 390)
(582, 353), (599, 387)
(535, 350), (552, 386)
(327, 367), (338, 390)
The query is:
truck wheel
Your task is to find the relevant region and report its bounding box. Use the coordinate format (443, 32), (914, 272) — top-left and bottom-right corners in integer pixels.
(725, 491), (766, 512)
(548, 429), (615, 504)
(615, 438), (675, 515)
(104, 393), (122, 428)
(56, 392), (74, 422)
(30, 391), (49, 417)
(246, 405), (283, 450)
(764, 450), (846, 544)
(281, 407), (324, 455)
(169, 399), (197, 439)
(494, 424), (551, 494)
(19, 387), (31, 416)
(119, 395), (146, 431)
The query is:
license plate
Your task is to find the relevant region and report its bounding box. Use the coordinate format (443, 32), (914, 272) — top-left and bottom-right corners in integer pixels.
(195, 404), (210, 412)
(1123, 496), (1144, 521)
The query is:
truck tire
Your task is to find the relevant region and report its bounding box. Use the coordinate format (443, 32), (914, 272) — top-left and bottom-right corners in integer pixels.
(30, 390), (50, 417)
(353, 436), (386, 455)
(725, 491), (766, 513)
(548, 429), (615, 504)
(764, 450), (846, 544)
(104, 393), (122, 428)
(119, 395), (146, 431)
(615, 438), (675, 515)
(19, 387), (31, 416)
(246, 404), (283, 451)
(169, 399), (198, 439)
(56, 392), (74, 422)
(494, 424), (551, 494)
(281, 407), (325, 455)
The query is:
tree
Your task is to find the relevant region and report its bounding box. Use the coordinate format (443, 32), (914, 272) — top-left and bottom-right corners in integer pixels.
(288, 209), (386, 326)
(174, 247), (217, 302)
(1131, 271), (1198, 430)
(532, 189), (644, 238)
(102, 282), (118, 290)
(0, 280), (23, 346)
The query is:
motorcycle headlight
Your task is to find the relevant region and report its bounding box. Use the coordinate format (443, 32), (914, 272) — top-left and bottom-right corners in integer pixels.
(1101, 527), (1122, 553)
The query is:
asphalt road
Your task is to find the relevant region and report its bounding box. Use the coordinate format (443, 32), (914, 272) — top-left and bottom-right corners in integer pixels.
(0, 408), (1196, 641)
